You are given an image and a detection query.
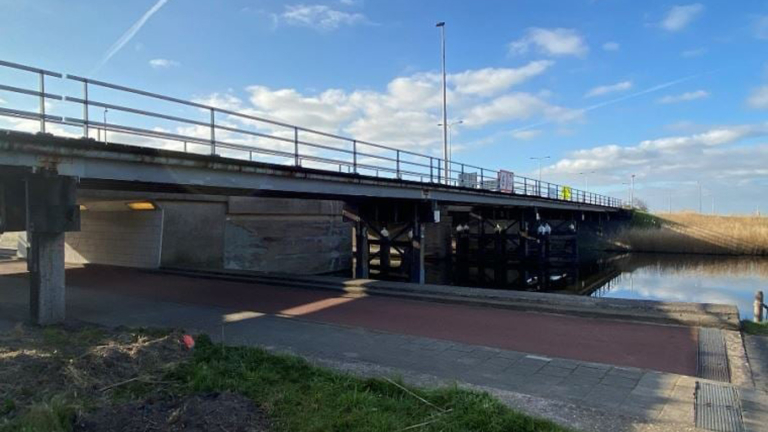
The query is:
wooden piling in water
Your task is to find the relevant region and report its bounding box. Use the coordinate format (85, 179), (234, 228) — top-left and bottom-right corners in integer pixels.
(755, 291), (764, 323)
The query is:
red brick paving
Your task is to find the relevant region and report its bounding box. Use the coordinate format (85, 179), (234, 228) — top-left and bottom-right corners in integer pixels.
(59, 265), (697, 375)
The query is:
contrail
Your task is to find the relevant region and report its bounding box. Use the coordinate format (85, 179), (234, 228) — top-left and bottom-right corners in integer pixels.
(91, 0), (171, 75)
(508, 71), (716, 135)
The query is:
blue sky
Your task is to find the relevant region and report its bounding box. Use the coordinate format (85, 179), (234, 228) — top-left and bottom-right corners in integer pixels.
(1, 0), (767, 213)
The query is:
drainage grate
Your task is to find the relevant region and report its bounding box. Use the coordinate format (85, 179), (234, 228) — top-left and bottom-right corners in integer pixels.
(698, 328), (730, 382)
(695, 382), (745, 432)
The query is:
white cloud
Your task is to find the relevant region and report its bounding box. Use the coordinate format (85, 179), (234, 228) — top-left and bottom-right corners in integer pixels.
(544, 124), (768, 213)
(193, 92), (243, 111)
(449, 60), (553, 96)
(657, 90), (709, 104)
(280, 4), (368, 31)
(602, 42), (620, 51)
(464, 93), (581, 127)
(755, 15), (768, 40)
(748, 86), (768, 109)
(509, 28), (588, 57)
(511, 129), (542, 140)
(149, 58), (180, 69)
(681, 47), (707, 57)
(660, 3), (704, 32)
(585, 81), (633, 98)
(0, 97), (5, 105)
(92, 0), (171, 74)
(549, 123), (768, 175)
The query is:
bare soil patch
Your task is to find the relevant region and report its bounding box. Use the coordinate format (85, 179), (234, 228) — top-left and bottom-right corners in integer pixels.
(74, 392), (269, 432)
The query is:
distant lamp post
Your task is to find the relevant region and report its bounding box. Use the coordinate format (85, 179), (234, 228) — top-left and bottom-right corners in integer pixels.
(630, 174), (636, 207)
(578, 171), (595, 192)
(530, 156), (550, 195)
(103, 108), (109, 145)
(697, 181), (703, 214)
(437, 120), (463, 160)
(436, 21), (449, 183)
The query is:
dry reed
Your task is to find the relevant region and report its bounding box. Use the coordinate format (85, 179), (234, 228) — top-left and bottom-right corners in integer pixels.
(612, 212), (768, 256)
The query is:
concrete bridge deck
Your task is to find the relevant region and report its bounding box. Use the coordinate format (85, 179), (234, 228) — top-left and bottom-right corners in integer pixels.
(0, 130), (619, 211)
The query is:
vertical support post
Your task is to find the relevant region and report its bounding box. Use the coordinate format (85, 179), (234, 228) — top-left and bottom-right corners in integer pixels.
(456, 224), (470, 283)
(396, 150), (401, 179)
(354, 222), (369, 279)
(408, 218), (425, 284)
(352, 140), (358, 174)
(429, 158), (434, 183)
(379, 227), (390, 279)
(294, 127), (300, 167)
(494, 224), (507, 287)
(478, 215), (486, 281)
(39, 72), (46, 133)
(755, 291), (765, 323)
(28, 232), (66, 325)
(209, 108), (216, 155)
(480, 168), (485, 189)
(82, 80), (89, 138)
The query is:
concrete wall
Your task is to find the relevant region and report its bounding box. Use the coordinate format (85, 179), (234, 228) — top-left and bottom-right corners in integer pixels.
(0, 232), (20, 250)
(224, 197), (352, 274)
(158, 201), (225, 268)
(65, 210), (163, 268)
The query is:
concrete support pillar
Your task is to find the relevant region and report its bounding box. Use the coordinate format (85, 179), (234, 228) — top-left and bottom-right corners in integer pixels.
(354, 223), (369, 279)
(22, 173), (79, 325)
(28, 231), (66, 324)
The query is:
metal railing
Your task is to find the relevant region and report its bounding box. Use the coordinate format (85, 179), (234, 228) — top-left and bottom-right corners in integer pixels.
(0, 59), (622, 208)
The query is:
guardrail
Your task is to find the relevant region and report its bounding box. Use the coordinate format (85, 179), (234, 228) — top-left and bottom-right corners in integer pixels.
(0, 59), (622, 208)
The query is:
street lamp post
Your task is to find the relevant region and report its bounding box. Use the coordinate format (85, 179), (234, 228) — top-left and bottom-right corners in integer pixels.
(530, 156), (550, 196)
(103, 108), (109, 145)
(436, 22), (449, 184)
(698, 181), (703, 214)
(578, 171), (595, 192)
(437, 120), (463, 161)
(630, 174), (636, 207)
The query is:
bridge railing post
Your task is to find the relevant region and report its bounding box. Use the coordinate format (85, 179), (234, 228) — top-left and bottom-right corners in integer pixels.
(429, 158), (434, 183)
(352, 140), (357, 174)
(480, 168), (484, 189)
(82, 79), (89, 138)
(294, 127), (299, 166)
(396, 150), (401, 179)
(38, 71), (46, 133)
(209, 108), (216, 156)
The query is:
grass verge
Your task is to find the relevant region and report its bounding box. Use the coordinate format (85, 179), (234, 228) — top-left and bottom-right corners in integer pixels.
(2, 325), (573, 432)
(742, 320), (768, 336)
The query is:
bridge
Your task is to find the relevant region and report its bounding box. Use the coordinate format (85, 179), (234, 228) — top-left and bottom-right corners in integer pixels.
(0, 59), (624, 324)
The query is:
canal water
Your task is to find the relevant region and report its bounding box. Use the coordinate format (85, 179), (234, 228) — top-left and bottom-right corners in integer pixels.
(425, 253), (768, 320)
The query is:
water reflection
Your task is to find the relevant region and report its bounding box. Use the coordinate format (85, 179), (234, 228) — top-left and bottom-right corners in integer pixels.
(425, 253), (768, 319)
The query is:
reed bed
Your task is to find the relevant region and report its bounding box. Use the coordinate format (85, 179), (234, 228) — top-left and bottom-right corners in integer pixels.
(612, 212), (768, 256)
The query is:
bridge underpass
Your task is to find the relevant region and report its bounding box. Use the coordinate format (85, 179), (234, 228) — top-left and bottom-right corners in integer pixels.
(0, 59), (624, 324)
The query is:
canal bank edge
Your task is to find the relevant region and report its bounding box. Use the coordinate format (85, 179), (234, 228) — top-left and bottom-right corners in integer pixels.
(158, 267), (742, 330)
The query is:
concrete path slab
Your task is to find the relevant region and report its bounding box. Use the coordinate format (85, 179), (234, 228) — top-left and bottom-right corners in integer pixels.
(32, 265), (702, 376)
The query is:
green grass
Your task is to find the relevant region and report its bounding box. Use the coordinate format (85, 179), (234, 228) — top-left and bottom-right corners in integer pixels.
(2, 328), (573, 432)
(170, 335), (572, 432)
(1, 397), (76, 432)
(742, 320), (768, 336)
(629, 211), (665, 229)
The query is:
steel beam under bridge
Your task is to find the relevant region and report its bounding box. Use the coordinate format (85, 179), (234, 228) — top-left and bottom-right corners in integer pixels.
(0, 131), (618, 213)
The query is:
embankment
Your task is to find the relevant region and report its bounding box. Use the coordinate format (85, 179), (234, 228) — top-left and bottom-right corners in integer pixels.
(610, 212), (768, 255)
